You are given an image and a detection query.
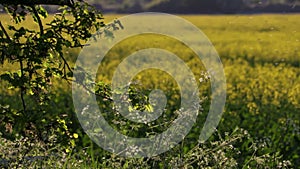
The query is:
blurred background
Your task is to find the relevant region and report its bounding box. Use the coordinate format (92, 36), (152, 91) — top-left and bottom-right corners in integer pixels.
(39, 0), (300, 14)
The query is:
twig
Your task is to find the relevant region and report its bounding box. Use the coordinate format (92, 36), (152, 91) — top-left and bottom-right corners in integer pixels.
(242, 149), (257, 169)
(78, 80), (113, 101)
(184, 136), (242, 167)
(30, 5), (44, 36)
(19, 60), (27, 113)
(60, 53), (72, 73)
(0, 21), (27, 113)
(0, 21), (10, 40)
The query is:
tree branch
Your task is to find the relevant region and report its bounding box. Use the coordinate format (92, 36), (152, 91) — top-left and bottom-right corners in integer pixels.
(19, 60), (27, 119)
(1, 22), (27, 113)
(30, 5), (44, 36)
(0, 21), (10, 40)
(0, 0), (74, 6)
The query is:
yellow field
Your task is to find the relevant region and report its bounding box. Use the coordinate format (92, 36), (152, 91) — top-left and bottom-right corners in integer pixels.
(0, 13), (299, 167)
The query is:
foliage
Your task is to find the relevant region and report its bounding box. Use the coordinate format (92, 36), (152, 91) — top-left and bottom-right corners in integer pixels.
(0, 128), (291, 168)
(0, 1), (106, 150)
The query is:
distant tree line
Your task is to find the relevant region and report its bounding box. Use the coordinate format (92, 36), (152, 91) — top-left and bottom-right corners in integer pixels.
(1, 0), (299, 13)
(88, 0), (300, 14)
(141, 0), (300, 14)
(146, 0), (246, 14)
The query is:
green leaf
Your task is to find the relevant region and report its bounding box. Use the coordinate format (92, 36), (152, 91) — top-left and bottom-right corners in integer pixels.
(145, 104), (154, 113)
(0, 73), (12, 82)
(38, 6), (48, 18)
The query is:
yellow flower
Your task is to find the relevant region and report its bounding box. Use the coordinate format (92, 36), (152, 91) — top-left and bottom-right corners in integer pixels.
(73, 133), (79, 139)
